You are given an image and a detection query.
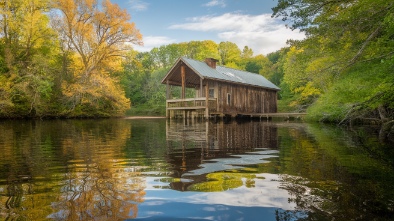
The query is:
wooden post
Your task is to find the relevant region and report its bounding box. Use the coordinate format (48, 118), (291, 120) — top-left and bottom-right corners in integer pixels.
(200, 78), (203, 97)
(166, 100), (169, 118)
(166, 119), (169, 138)
(166, 80), (170, 118)
(166, 80), (170, 99)
(181, 65), (186, 99)
(205, 120), (209, 144)
(205, 80), (209, 119)
(181, 65), (186, 119)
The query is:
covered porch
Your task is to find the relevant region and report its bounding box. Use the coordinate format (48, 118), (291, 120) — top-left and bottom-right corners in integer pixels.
(166, 97), (217, 119)
(163, 60), (217, 119)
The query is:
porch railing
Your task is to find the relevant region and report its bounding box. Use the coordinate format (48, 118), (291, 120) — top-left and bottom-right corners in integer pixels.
(166, 97), (217, 112)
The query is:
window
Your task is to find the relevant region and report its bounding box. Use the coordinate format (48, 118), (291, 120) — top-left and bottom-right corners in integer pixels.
(227, 93), (231, 105)
(209, 89), (215, 98)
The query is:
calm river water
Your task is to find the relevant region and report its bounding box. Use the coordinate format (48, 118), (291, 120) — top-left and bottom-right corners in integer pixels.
(0, 118), (393, 221)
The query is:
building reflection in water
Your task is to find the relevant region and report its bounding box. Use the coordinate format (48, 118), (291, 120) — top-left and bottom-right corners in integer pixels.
(165, 119), (278, 191)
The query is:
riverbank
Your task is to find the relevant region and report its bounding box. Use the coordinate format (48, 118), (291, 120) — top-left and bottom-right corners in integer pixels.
(124, 116), (166, 119)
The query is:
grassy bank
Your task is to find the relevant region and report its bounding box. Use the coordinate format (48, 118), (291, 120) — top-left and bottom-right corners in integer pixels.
(306, 61), (394, 123)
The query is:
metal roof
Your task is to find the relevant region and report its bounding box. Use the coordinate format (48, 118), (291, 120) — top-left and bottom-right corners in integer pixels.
(180, 57), (280, 90)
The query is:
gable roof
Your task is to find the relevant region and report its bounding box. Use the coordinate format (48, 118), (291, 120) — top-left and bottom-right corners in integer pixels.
(162, 57), (280, 91)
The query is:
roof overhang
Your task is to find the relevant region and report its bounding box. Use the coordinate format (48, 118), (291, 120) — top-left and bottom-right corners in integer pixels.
(161, 57), (205, 88)
(202, 77), (281, 91)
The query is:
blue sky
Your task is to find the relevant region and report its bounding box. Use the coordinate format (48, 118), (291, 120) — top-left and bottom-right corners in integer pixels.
(112, 0), (305, 55)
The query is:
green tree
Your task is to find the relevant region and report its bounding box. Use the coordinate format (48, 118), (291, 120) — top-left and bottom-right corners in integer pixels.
(241, 46), (254, 59)
(188, 40), (219, 61)
(273, 0), (394, 79)
(272, 0), (394, 121)
(121, 51), (153, 106)
(244, 55), (272, 77)
(0, 0), (58, 117)
(218, 41), (241, 65)
(267, 47), (289, 86)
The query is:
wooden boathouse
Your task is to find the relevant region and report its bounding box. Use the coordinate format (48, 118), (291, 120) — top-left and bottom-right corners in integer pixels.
(161, 57), (280, 119)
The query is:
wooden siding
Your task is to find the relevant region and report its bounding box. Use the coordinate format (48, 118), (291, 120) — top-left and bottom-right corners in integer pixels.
(197, 80), (277, 116)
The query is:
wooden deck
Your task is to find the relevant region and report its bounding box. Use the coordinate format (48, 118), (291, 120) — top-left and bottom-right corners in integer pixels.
(167, 106), (206, 110)
(165, 98), (306, 120)
(166, 97), (217, 118)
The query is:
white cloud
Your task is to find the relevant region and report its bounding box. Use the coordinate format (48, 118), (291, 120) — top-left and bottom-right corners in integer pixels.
(203, 0), (226, 8)
(129, 0), (149, 11)
(169, 13), (305, 55)
(144, 173), (296, 210)
(186, 174), (296, 210)
(133, 36), (177, 52)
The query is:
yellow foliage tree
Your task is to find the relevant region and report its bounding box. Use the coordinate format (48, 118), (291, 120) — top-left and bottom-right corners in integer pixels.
(54, 0), (142, 116)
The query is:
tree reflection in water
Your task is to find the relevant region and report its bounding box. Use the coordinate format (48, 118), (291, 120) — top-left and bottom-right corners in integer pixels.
(274, 124), (394, 221)
(49, 120), (146, 220)
(50, 161), (145, 220)
(0, 119), (147, 220)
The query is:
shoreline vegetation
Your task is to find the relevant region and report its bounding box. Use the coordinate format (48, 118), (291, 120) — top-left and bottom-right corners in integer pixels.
(0, 0), (393, 127)
(124, 116), (166, 119)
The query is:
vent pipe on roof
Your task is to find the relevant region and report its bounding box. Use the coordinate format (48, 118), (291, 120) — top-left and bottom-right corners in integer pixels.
(205, 58), (219, 69)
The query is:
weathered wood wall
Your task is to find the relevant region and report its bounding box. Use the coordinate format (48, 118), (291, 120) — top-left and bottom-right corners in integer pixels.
(197, 80), (278, 115)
